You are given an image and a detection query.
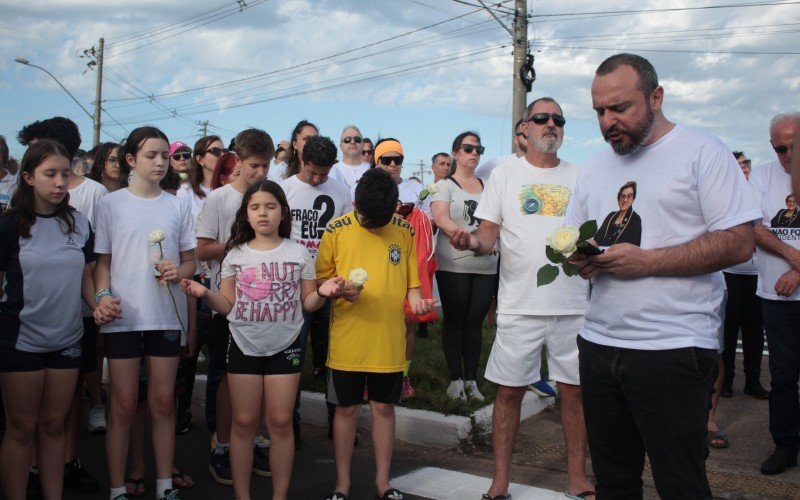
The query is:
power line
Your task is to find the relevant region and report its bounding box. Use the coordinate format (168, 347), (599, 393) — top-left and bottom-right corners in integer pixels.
(530, 1), (800, 19)
(534, 44), (800, 56)
(104, 6), (487, 102)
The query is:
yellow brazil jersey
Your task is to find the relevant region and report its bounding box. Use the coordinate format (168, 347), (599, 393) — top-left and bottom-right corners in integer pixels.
(316, 211), (420, 373)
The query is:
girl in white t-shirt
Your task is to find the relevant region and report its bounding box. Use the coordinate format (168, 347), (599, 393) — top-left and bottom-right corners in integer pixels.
(93, 126), (197, 500)
(182, 180), (343, 500)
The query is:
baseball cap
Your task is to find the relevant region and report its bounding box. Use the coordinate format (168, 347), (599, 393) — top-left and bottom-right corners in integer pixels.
(169, 141), (191, 156)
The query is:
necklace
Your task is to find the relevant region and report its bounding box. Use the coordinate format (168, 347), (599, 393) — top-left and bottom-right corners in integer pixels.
(602, 209), (632, 244)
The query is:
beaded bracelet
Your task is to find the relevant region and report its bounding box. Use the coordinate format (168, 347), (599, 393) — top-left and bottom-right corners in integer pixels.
(95, 288), (112, 304)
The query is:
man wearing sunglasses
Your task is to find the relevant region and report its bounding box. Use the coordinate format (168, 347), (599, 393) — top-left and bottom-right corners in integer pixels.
(566, 53), (760, 498)
(474, 118), (528, 181)
(450, 97), (595, 500)
(330, 125), (370, 197)
(749, 112), (800, 475)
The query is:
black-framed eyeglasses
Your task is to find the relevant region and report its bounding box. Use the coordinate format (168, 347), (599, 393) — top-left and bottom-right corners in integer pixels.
(342, 136), (362, 144)
(378, 155), (404, 166)
(618, 193), (634, 201)
(171, 152), (191, 161)
(528, 112), (566, 127)
(361, 149), (373, 156)
(204, 147), (227, 157)
(773, 144), (791, 155)
(738, 159), (752, 167)
(460, 144), (485, 155)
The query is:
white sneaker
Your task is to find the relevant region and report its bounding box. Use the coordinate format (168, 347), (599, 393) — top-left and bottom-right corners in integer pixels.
(446, 380), (467, 401)
(87, 404), (107, 434)
(464, 380), (485, 402)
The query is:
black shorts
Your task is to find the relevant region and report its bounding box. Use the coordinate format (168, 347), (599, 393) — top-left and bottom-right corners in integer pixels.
(0, 340), (83, 372)
(326, 369), (403, 407)
(80, 317), (98, 374)
(209, 315), (230, 372)
(104, 330), (181, 359)
(226, 334), (303, 376)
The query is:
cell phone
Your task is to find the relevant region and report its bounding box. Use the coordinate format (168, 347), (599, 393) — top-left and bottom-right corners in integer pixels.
(576, 244), (604, 256)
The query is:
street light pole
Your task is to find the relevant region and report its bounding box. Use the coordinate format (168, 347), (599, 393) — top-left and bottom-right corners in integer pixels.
(14, 57), (98, 145)
(92, 39), (104, 147)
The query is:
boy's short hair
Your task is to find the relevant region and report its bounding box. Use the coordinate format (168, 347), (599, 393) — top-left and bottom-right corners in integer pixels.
(17, 116), (82, 159)
(303, 136), (337, 169)
(234, 128), (275, 162)
(355, 169), (398, 229)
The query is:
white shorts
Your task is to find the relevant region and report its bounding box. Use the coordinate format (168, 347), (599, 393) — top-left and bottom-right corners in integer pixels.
(484, 314), (583, 387)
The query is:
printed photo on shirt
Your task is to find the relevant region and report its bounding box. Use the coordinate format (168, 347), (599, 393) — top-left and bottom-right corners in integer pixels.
(517, 183), (571, 216)
(770, 194), (800, 228)
(595, 181), (642, 247)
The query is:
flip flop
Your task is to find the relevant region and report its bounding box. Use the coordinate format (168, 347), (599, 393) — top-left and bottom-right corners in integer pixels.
(172, 468), (195, 489)
(707, 430), (730, 449)
(376, 488), (405, 499)
(124, 477), (145, 497)
(564, 491), (596, 500)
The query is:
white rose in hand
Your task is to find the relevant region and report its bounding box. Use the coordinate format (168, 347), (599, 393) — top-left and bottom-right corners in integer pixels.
(546, 226), (580, 258)
(148, 228), (165, 244)
(349, 268), (368, 287)
(426, 183), (438, 195)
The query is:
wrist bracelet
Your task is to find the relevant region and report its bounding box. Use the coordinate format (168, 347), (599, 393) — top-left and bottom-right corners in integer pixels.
(95, 289), (112, 304)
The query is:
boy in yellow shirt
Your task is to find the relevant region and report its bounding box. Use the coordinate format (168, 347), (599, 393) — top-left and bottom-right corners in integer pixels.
(317, 167), (437, 500)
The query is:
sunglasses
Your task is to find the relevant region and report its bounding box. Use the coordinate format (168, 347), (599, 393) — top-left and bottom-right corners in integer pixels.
(378, 155), (404, 166)
(528, 112), (566, 127)
(460, 144), (486, 155)
(361, 149), (373, 155)
(342, 136), (362, 144)
(773, 145), (791, 155)
(204, 147), (227, 157)
(397, 202), (415, 218)
(171, 152), (191, 161)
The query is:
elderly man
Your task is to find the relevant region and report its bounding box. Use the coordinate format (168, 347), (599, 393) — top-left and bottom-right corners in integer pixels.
(567, 53), (759, 498)
(750, 112), (800, 475)
(329, 125), (370, 195)
(431, 152), (453, 182)
(451, 97), (595, 500)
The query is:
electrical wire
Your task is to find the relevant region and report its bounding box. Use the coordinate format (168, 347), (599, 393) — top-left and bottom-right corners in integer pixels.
(530, 1), (800, 19)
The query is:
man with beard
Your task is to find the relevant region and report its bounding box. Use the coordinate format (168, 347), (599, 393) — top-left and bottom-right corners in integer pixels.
(450, 97), (595, 500)
(475, 118), (528, 181)
(567, 53), (760, 498)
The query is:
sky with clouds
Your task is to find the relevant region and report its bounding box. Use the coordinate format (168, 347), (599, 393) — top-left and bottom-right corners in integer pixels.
(1, 0), (798, 179)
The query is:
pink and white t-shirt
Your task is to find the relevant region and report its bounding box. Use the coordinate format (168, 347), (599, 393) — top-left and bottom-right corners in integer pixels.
(221, 240), (315, 356)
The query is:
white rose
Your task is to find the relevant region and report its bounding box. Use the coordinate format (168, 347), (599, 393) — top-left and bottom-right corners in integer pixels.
(426, 182), (439, 195)
(546, 226), (580, 258)
(348, 268), (368, 287)
(178, 172), (189, 182)
(148, 228), (165, 244)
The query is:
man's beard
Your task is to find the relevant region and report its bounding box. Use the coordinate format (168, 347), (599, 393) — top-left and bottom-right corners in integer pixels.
(530, 131), (562, 154)
(605, 105), (656, 156)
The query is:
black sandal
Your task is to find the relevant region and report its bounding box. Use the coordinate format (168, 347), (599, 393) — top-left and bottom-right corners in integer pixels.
(323, 492), (348, 500)
(376, 488), (405, 499)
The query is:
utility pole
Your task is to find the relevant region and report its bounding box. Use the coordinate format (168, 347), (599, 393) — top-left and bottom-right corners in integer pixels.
(198, 120), (209, 137)
(92, 38), (104, 147)
(411, 160), (427, 185)
(512, 0), (528, 143)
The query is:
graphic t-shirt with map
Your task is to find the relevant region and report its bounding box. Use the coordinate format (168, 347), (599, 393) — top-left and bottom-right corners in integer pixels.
(475, 156), (587, 315)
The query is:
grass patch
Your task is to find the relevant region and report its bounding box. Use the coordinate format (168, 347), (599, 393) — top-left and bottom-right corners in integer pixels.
(300, 321), (499, 417)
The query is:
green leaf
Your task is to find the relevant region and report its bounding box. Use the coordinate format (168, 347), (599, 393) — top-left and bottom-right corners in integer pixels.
(545, 245), (564, 264)
(562, 261), (579, 277)
(537, 264), (559, 287)
(417, 189), (429, 201)
(578, 220), (598, 241)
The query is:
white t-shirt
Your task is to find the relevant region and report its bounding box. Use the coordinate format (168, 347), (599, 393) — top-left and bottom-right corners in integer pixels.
(749, 159), (800, 300)
(94, 189), (196, 333)
(196, 183), (245, 295)
(565, 125), (761, 350)
(475, 153), (516, 181)
(268, 161), (288, 183)
(221, 240), (315, 356)
(280, 175), (352, 258)
(69, 177), (108, 228)
(0, 168), (17, 213)
(329, 161), (370, 195)
(69, 177), (108, 317)
(725, 254), (758, 275)
(431, 177), (497, 274)
(477, 157), (587, 315)
(176, 183), (212, 225)
(398, 178), (432, 219)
